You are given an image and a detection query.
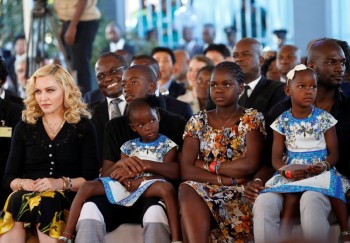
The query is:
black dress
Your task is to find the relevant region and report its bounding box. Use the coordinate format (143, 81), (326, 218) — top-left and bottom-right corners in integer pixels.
(0, 117), (99, 238)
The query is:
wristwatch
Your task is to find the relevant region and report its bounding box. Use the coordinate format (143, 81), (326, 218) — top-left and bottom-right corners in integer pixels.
(58, 236), (73, 243)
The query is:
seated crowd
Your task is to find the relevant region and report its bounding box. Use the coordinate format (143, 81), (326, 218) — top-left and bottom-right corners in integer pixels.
(0, 36), (350, 243)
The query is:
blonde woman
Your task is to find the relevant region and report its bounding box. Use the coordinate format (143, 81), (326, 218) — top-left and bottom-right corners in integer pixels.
(0, 64), (99, 243)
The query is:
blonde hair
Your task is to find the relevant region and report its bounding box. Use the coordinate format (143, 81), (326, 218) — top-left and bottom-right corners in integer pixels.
(23, 64), (91, 124)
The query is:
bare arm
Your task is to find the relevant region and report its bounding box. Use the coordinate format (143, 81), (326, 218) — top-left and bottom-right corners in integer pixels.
(218, 129), (265, 179)
(143, 147), (180, 180)
(271, 131), (286, 171)
(181, 137), (233, 185)
(65, 0), (87, 45)
(324, 126), (339, 166)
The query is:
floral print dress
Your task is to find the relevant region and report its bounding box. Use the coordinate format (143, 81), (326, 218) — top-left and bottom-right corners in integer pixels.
(263, 107), (350, 202)
(182, 109), (265, 243)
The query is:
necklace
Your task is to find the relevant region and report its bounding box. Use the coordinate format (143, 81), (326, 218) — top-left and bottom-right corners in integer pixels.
(43, 117), (65, 139)
(215, 107), (240, 129)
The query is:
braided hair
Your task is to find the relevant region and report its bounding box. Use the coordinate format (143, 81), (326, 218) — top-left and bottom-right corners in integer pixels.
(213, 61), (245, 84)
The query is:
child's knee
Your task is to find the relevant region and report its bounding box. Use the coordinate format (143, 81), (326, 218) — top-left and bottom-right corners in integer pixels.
(157, 182), (176, 197)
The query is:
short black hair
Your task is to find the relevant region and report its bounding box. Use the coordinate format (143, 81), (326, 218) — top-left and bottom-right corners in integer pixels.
(98, 52), (128, 67)
(151, 47), (176, 64)
(125, 65), (157, 84)
(204, 44), (231, 58)
(213, 61), (245, 84)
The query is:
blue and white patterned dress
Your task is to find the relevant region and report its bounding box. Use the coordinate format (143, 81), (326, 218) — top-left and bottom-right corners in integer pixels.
(99, 134), (178, 206)
(262, 107), (349, 202)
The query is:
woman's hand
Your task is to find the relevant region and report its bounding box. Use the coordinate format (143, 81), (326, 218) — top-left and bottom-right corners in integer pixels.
(21, 179), (36, 191)
(33, 178), (63, 191)
(244, 179), (265, 204)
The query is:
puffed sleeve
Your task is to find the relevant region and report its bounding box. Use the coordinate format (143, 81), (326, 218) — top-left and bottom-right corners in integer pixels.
(240, 108), (266, 135)
(318, 110), (338, 132)
(183, 111), (205, 139)
(270, 112), (287, 135)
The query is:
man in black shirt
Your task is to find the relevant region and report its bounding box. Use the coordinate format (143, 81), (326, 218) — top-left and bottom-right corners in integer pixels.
(75, 65), (186, 243)
(249, 38), (350, 242)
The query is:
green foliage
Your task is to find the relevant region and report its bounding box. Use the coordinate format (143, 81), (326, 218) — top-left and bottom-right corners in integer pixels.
(0, 0), (24, 47)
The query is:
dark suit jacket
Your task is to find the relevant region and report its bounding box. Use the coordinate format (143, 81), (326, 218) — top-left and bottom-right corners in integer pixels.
(84, 89), (105, 104)
(159, 94), (193, 120)
(4, 90), (23, 106)
(0, 98), (22, 208)
(168, 80), (186, 99)
(90, 95), (191, 165)
(238, 76), (286, 116)
(90, 100), (110, 165)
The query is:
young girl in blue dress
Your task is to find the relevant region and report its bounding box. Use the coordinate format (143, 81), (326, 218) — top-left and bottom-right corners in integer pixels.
(262, 64), (350, 242)
(59, 96), (182, 243)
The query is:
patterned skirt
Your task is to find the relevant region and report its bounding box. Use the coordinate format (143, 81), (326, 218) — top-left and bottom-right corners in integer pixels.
(0, 190), (72, 239)
(183, 181), (253, 243)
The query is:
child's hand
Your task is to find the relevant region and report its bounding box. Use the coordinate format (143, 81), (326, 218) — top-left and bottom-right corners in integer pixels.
(128, 178), (144, 192)
(283, 169), (308, 180)
(307, 164), (325, 176)
(110, 167), (137, 182)
(117, 156), (146, 176)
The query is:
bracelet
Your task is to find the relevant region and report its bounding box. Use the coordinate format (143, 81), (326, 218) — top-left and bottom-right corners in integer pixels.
(322, 161), (330, 171)
(62, 177), (72, 191)
(232, 178), (237, 186)
(16, 179), (22, 191)
(280, 170), (286, 177)
(60, 178), (65, 190)
(285, 170), (293, 179)
(67, 177), (72, 191)
(217, 175), (224, 186)
(209, 161), (216, 173)
(314, 162), (327, 172)
(18, 179), (25, 190)
(203, 161), (210, 171)
(254, 178), (263, 183)
(214, 161), (222, 175)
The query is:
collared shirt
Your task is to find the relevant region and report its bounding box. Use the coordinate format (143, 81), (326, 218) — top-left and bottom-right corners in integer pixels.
(280, 76), (287, 83)
(244, 76), (261, 97)
(110, 38), (125, 52)
(159, 79), (173, 94)
(106, 95), (126, 120)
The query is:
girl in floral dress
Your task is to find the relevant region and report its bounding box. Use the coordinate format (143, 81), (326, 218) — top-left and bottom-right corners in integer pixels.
(179, 61), (266, 243)
(262, 64), (350, 242)
(59, 96), (182, 243)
